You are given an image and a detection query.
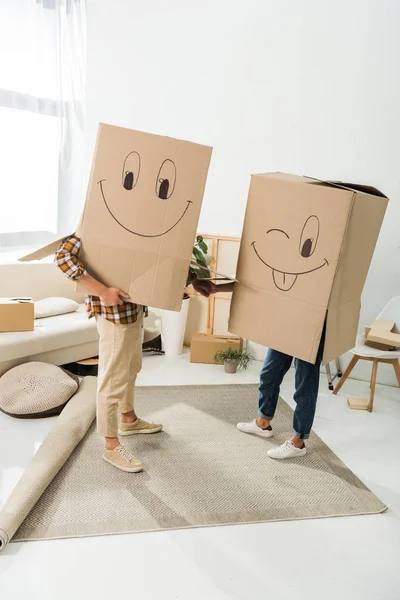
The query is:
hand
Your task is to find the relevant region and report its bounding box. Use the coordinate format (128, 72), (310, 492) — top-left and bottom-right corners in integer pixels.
(99, 286), (130, 306)
(192, 279), (217, 298)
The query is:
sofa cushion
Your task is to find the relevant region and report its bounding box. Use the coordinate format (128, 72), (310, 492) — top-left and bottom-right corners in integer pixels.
(0, 304), (98, 363)
(34, 297), (79, 319)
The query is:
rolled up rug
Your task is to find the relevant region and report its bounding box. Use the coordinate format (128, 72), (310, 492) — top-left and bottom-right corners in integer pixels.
(0, 376), (96, 551)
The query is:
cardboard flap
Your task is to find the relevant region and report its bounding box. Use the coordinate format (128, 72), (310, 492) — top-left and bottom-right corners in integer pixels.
(258, 173), (387, 199)
(189, 259), (237, 281)
(18, 236), (70, 262)
(0, 297), (33, 303)
(305, 176), (387, 198)
(19, 205), (83, 262)
(329, 182), (387, 198)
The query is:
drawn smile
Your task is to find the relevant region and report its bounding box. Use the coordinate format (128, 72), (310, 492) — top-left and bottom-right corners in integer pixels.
(99, 180), (193, 238)
(251, 241), (328, 291)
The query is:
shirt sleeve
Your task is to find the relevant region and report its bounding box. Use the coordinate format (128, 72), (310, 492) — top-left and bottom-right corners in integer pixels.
(55, 235), (87, 281)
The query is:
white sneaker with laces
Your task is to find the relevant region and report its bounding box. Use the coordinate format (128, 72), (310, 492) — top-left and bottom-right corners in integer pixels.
(237, 419), (273, 438)
(267, 439), (307, 459)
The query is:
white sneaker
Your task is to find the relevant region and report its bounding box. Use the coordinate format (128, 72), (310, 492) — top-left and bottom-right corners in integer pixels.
(237, 419), (273, 438)
(267, 440), (307, 459)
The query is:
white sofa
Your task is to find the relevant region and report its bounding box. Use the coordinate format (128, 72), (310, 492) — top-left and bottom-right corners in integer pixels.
(0, 262), (99, 375)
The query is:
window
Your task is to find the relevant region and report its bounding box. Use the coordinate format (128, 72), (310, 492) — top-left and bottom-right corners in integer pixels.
(0, 0), (86, 250)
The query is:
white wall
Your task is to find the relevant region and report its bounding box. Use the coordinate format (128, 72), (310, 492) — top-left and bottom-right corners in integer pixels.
(0, 264), (85, 302)
(86, 0), (400, 384)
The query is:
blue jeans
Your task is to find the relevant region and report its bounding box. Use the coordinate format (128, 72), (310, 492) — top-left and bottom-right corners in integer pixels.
(258, 328), (326, 440)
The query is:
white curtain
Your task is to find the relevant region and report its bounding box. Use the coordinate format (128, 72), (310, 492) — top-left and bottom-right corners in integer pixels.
(0, 0), (86, 249)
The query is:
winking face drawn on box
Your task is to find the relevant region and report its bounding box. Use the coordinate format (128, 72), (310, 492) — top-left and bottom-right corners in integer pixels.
(228, 173), (388, 364)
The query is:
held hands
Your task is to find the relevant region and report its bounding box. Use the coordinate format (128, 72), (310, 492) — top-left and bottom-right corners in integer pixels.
(191, 279), (218, 298)
(98, 279), (231, 305)
(99, 286), (130, 306)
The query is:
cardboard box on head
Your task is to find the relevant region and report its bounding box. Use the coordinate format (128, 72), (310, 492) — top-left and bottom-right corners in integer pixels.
(20, 124), (213, 311)
(229, 173), (388, 365)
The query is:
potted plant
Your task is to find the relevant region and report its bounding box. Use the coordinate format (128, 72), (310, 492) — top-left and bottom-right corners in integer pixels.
(214, 348), (254, 374)
(161, 236), (210, 357)
(185, 235), (211, 297)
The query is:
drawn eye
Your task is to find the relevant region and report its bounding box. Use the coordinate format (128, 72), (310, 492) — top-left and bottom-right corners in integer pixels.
(300, 215), (319, 258)
(122, 151), (140, 190)
(156, 159), (176, 199)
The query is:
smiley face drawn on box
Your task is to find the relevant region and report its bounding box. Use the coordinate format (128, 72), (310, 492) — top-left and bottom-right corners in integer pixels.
(98, 154), (192, 238)
(86, 125), (211, 247)
(72, 124), (212, 310)
(251, 214), (329, 292)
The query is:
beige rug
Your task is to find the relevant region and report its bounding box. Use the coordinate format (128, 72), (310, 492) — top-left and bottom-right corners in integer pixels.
(13, 385), (386, 542)
(0, 377), (97, 551)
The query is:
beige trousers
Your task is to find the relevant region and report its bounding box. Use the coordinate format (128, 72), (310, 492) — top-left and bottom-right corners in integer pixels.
(96, 310), (143, 438)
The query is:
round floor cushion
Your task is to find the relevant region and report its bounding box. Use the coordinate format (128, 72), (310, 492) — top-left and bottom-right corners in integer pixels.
(0, 362), (79, 419)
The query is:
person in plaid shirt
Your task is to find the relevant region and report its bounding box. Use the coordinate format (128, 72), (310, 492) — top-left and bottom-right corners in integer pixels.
(56, 234), (162, 473)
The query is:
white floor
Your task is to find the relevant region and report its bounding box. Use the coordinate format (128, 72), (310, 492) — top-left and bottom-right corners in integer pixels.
(1, 351), (399, 600)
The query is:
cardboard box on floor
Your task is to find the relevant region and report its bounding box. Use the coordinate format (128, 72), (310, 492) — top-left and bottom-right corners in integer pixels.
(19, 124), (212, 311)
(229, 173), (388, 364)
(0, 299), (34, 332)
(190, 334), (242, 364)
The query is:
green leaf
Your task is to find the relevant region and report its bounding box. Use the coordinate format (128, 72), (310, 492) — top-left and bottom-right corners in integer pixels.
(192, 246), (202, 259)
(197, 258), (208, 269)
(198, 240), (208, 254)
(213, 348), (254, 370)
(192, 247), (207, 266)
(196, 267), (210, 279)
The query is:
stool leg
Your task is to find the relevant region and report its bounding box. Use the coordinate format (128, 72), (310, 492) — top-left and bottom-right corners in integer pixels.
(367, 360), (378, 412)
(335, 357), (342, 377)
(333, 355), (359, 395)
(326, 364), (333, 390)
(391, 359), (400, 387)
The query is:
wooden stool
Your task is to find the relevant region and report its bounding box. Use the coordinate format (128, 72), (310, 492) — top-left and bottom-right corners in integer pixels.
(63, 357), (99, 377)
(333, 355), (400, 412)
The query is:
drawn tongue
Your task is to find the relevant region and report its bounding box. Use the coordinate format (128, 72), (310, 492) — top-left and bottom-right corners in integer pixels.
(273, 270), (298, 291)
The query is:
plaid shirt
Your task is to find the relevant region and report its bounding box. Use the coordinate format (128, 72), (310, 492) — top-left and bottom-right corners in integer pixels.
(55, 235), (147, 324)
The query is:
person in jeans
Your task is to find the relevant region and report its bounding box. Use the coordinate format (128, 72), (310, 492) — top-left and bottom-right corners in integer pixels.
(192, 279), (325, 459)
(56, 235), (162, 473)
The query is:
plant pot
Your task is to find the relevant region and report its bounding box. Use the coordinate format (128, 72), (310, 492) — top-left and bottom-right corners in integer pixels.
(224, 359), (238, 374)
(160, 298), (190, 357)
